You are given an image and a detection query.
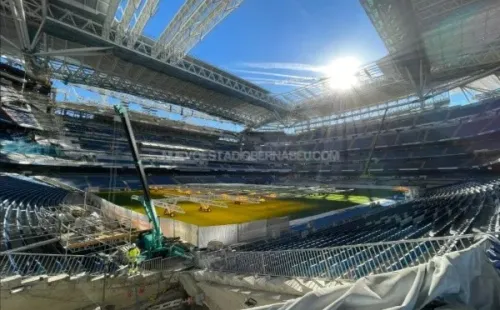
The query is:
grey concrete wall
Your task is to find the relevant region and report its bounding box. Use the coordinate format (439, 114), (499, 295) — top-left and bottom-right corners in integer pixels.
(1, 272), (180, 310)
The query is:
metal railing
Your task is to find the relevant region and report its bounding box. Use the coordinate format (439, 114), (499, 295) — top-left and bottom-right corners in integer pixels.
(0, 252), (182, 278)
(0, 234), (489, 280)
(140, 256), (183, 272)
(0, 253), (115, 278)
(198, 234), (481, 281)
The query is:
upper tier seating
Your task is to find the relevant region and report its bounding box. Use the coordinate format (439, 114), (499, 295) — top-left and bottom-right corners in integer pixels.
(386, 116), (414, 130)
(414, 110), (449, 125)
(482, 116), (500, 133)
(467, 138), (500, 151)
(455, 119), (488, 138)
(425, 126), (458, 141)
(398, 130), (426, 145)
(350, 136), (373, 149)
(375, 133), (398, 147)
(448, 104), (484, 119)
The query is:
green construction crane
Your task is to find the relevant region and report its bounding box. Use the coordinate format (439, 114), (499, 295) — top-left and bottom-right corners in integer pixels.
(113, 104), (189, 259)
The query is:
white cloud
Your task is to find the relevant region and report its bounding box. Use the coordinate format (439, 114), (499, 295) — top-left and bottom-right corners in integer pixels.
(231, 69), (318, 81)
(243, 77), (312, 87)
(240, 62), (326, 73)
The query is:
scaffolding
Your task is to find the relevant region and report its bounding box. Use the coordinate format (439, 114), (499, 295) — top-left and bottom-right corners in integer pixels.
(38, 204), (137, 254)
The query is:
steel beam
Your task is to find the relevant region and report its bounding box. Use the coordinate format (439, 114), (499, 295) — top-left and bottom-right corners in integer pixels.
(0, 34), (20, 50)
(29, 18), (45, 51)
(0, 237), (61, 255)
(412, 0), (483, 28)
(127, 0), (159, 48)
(14, 0), (497, 131)
(279, 91), (450, 133)
(153, 0), (244, 62)
(54, 0), (105, 15)
(102, 0), (120, 40)
(273, 73), (411, 109)
(33, 46), (113, 57)
(153, 0), (206, 57)
(44, 56), (262, 124)
(114, 0), (141, 44)
(77, 84), (230, 123)
(7, 0), (30, 50)
(36, 2), (285, 113)
(427, 65), (500, 96)
(285, 65), (500, 132)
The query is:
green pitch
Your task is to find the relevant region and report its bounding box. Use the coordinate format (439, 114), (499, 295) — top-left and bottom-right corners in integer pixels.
(97, 189), (394, 226)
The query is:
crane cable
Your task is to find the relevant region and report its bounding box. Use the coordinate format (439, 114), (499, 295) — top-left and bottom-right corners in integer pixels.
(107, 118), (119, 202)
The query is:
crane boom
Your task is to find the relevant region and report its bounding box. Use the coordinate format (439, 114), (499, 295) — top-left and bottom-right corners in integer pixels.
(113, 105), (163, 252)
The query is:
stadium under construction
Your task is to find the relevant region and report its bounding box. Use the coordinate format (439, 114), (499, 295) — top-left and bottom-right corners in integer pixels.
(1, 0), (500, 309)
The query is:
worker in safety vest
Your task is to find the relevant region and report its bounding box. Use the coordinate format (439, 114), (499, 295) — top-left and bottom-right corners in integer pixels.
(128, 243), (141, 275)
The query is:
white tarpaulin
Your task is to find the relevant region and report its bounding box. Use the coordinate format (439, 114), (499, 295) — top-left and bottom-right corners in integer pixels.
(198, 224), (238, 248)
(251, 239), (500, 310)
(238, 220), (268, 242)
(266, 217), (289, 239)
(174, 220), (199, 245)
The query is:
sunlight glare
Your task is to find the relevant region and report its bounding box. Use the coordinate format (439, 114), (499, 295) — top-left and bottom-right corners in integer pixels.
(323, 57), (361, 90)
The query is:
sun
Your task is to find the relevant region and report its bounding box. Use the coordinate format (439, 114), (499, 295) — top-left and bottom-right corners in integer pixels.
(323, 57), (361, 90)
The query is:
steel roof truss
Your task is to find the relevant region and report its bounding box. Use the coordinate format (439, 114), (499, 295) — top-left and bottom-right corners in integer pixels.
(35, 1), (286, 111)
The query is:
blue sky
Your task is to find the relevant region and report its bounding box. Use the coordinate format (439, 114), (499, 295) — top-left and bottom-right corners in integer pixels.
(142, 0), (388, 93)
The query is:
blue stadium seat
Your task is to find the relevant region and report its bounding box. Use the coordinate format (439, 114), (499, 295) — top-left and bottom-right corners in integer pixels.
(234, 180), (500, 278)
(386, 117), (415, 130)
(448, 104), (484, 119)
(0, 175), (68, 256)
(350, 136), (373, 149)
(397, 130), (425, 145)
(455, 119), (487, 138)
(481, 116), (500, 133)
(415, 110), (449, 125)
(426, 126), (458, 141)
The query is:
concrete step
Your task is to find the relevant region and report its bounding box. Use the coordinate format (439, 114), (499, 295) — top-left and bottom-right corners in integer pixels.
(47, 273), (69, 283)
(0, 275), (22, 289)
(21, 275), (48, 286)
(0, 267), (174, 295)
